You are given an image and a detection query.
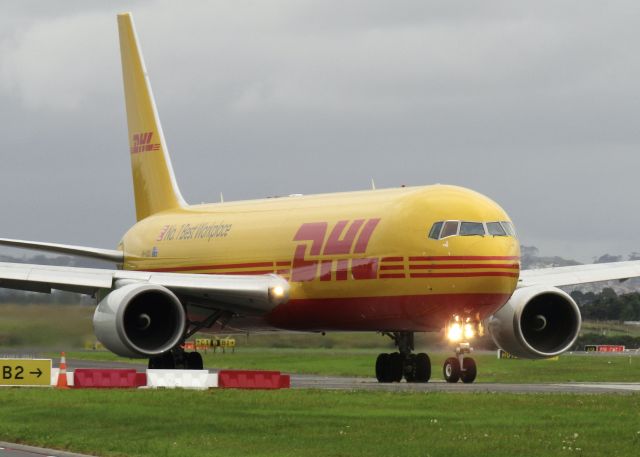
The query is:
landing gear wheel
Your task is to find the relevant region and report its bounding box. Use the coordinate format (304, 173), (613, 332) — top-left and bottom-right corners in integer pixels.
(389, 352), (403, 383)
(414, 353), (431, 383)
(148, 352), (175, 370)
(375, 332), (432, 384)
(376, 353), (390, 382)
(460, 357), (477, 384)
(443, 357), (461, 383)
(186, 352), (204, 370)
(404, 354), (417, 382)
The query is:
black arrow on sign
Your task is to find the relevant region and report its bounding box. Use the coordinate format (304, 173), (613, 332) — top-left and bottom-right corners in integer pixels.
(30, 368), (42, 378)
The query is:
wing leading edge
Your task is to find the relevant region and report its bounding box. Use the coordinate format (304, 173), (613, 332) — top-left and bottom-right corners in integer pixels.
(519, 260), (640, 288)
(0, 261), (289, 316)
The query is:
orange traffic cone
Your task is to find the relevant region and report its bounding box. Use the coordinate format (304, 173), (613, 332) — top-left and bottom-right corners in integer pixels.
(56, 352), (70, 389)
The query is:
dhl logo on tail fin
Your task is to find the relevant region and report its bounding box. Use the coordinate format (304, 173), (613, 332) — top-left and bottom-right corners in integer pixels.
(118, 13), (185, 221)
(131, 132), (160, 154)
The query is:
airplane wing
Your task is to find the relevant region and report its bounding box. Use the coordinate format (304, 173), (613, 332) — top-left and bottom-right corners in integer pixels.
(518, 260), (640, 288)
(0, 237), (124, 263)
(0, 261), (289, 316)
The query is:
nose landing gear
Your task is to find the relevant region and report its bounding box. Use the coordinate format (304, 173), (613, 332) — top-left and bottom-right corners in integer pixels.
(443, 342), (477, 383)
(375, 331), (431, 383)
(443, 313), (482, 383)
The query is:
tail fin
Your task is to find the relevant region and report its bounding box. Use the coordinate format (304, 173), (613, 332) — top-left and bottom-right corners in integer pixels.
(117, 13), (185, 221)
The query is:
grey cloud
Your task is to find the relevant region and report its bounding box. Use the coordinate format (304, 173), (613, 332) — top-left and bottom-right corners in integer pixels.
(1, 0), (639, 262)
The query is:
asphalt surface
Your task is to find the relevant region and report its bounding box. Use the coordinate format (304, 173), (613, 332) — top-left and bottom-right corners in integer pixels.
(0, 442), (93, 457)
(61, 356), (640, 394)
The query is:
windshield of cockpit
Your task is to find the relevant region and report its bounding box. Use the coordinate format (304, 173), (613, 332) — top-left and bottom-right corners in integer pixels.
(427, 220), (517, 240)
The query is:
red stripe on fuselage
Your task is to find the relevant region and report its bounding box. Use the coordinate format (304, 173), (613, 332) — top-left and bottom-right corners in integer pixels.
(408, 263), (519, 270)
(409, 272), (518, 279)
(266, 293), (512, 331)
(147, 262), (274, 273)
(409, 256), (520, 261)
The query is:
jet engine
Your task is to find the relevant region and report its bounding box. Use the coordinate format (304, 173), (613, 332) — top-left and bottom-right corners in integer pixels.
(486, 285), (581, 359)
(93, 282), (186, 358)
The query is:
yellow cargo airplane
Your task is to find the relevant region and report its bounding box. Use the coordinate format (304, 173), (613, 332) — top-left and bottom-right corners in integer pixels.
(2, 13), (640, 383)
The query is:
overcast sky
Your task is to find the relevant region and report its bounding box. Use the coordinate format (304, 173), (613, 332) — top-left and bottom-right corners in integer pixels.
(1, 1), (639, 263)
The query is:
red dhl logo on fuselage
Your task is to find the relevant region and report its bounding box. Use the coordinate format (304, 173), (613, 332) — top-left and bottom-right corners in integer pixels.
(131, 131), (160, 154)
(291, 219), (380, 282)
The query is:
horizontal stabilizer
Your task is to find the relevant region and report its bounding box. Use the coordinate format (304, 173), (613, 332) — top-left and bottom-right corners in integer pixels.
(0, 238), (124, 263)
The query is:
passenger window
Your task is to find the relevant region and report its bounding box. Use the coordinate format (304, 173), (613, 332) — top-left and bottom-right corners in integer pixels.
(501, 221), (516, 237)
(440, 221), (459, 238)
(459, 222), (485, 236)
(487, 222), (506, 236)
(428, 221), (444, 239)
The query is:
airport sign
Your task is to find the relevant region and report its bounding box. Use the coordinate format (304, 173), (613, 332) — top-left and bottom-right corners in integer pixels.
(0, 359), (52, 386)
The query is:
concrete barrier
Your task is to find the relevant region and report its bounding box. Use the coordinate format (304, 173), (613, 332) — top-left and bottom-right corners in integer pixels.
(73, 369), (146, 388)
(218, 370), (290, 389)
(146, 369), (217, 389)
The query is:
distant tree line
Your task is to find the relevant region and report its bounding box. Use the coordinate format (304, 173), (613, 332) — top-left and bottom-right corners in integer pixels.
(570, 288), (640, 322)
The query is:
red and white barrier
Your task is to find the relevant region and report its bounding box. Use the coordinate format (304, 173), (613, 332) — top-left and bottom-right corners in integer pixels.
(145, 369), (217, 390)
(218, 370), (290, 389)
(49, 368), (289, 390)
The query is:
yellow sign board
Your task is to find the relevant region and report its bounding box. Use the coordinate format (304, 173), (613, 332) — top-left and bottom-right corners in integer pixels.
(0, 359), (52, 386)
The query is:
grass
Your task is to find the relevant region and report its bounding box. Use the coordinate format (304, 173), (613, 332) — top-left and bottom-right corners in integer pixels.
(0, 304), (94, 348)
(59, 348), (640, 383)
(0, 388), (638, 457)
(4, 305), (640, 456)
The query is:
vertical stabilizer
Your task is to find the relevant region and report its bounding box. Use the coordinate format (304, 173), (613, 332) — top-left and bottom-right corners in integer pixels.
(117, 13), (185, 221)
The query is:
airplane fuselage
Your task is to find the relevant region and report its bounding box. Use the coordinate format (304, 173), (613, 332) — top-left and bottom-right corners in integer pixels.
(120, 184), (520, 333)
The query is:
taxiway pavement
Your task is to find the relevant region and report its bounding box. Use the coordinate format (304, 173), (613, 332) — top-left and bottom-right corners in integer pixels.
(0, 442), (94, 457)
(64, 356), (640, 394)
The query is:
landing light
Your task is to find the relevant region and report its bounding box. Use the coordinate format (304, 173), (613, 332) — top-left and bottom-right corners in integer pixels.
(447, 322), (463, 342)
(464, 323), (475, 339)
(446, 315), (483, 342)
(269, 285), (285, 301)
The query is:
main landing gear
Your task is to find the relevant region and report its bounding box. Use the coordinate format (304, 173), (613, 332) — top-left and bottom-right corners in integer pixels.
(442, 342), (477, 384)
(148, 346), (204, 370)
(148, 307), (230, 370)
(375, 332), (431, 383)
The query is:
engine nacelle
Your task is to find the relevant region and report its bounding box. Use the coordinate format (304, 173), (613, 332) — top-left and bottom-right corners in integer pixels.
(93, 283), (186, 358)
(486, 285), (581, 359)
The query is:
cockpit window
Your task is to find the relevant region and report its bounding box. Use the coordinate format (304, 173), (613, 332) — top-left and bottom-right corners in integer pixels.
(459, 222), (485, 236)
(501, 221), (516, 237)
(428, 221), (443, 239)
(487, 222), (507, 236)
(440, 221), (460, 238)
(428, 219), (517, 240)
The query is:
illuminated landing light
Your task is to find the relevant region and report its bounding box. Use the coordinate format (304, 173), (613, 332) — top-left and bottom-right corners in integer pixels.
(447, 322), (463, 342)
(446, 314), (483, 343)
(269, 285), (286, 303)
(464, 323), (475, 339)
